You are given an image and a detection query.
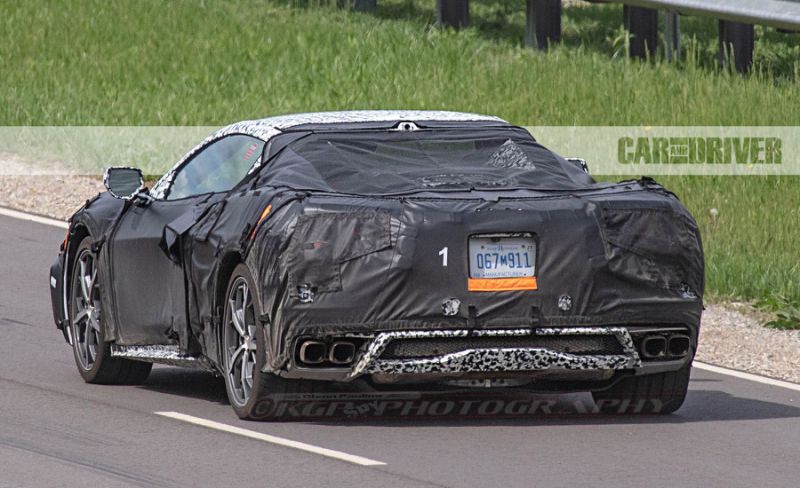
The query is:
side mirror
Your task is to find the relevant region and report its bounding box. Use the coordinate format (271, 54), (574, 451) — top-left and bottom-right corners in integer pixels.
(104, 167), (146, 200)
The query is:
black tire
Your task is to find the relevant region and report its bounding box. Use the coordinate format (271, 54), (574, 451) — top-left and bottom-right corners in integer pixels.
(221, 264), (325, 420)
(69, 237), (152, 385)
(591, 363), (691, 414)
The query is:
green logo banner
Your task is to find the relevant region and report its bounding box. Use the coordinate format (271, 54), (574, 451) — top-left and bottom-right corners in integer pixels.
(525, 126), (799, 175)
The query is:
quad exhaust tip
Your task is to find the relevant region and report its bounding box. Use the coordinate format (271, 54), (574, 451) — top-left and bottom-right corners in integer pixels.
(668, 334), (691, 357)
(297, 339), (358, 366)
(329, 342), (356, 365)
(640, 333), (691, 359)
(641, 336), (668, 359)
(298, 340), (327, 365)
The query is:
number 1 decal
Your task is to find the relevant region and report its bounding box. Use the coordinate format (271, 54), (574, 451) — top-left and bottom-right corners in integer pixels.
(439, 247), (448, 267)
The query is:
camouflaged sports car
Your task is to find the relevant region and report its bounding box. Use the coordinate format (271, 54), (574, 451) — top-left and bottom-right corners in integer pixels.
(49, 111), (704, 419)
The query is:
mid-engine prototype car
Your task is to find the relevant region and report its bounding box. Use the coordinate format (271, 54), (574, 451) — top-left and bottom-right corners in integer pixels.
(49, 111), (704, 418)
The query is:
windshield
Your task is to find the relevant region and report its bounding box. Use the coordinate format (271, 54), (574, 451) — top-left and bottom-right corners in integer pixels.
(259, 127), (590, 194)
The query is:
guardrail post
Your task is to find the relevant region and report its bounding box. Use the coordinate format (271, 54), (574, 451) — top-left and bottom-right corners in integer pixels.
(624, 5), (658, 59)
(525, 0), (562, 50)
(719, 20), (754, 73)
(353, 0), (376, 12)
(664, 11), (680, 61)
(437, 0), (469, 29)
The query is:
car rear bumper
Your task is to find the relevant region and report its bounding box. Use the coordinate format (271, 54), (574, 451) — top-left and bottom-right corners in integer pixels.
(279, 325), (695, 384)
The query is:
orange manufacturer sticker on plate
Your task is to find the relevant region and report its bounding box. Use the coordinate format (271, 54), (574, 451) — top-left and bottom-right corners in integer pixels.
(468, 276), (538, 292)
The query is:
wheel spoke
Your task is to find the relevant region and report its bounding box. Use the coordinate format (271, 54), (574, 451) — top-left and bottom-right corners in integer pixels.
(245, 351), (256, 383)
(246, 321), (255, 339)
(240, 351), (250, 393)
(229, 299), (246, 338)
(83, 327), (92, 363)
(228, 344), (245, 374)
(79, 259), (90, 303)
(75, 319), (86, 351)
(89, 329), (97, 362)
(74, 308), (89, 324)
(85, 269), (97, 305)
(88, 315), (101, 332)
(242, 282), (250, 309)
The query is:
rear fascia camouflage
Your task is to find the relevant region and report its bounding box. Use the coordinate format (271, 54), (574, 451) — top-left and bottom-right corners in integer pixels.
(350, 327), (640, 377)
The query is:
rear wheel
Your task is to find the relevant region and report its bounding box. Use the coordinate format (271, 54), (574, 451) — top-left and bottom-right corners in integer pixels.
(222, 270), (260, 414)
(222, 264), (327, 420)
(591, 363), (691, 414)
(70, 237), (152, 384)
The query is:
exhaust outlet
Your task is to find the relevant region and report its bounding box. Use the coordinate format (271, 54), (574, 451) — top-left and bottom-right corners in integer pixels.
(641, 336), (667, 359)
(298, 340), (327, 365)
(329, 341), (356, 365)
(668, 334), (691, 357)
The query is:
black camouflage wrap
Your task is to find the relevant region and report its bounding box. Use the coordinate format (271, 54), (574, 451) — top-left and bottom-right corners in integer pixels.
(51, 111), (704, 383)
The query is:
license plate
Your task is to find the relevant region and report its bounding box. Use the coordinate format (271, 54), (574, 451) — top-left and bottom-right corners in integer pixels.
(468, 235), (536, 279)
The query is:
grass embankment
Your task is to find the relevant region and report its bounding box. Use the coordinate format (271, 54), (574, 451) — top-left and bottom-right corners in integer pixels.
(655, 176), (799, 328)
(0, 0), (798, 321)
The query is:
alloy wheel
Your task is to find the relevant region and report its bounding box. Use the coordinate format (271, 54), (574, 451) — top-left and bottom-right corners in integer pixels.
(72, 249), (101, 370)
(224, 277), (258, 407)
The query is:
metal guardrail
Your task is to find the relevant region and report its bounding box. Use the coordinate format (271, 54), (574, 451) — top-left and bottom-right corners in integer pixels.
(357, 1), (800, 72)
(527, 0), (800, 72)
(607, 0), (800, 71)
(615, 0), (800, 32)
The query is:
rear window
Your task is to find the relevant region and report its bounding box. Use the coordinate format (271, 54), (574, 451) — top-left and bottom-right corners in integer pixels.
(259, 127), (589, 194)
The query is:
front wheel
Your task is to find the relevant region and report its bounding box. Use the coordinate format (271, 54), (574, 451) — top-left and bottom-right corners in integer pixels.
(69, 237), (152, 384)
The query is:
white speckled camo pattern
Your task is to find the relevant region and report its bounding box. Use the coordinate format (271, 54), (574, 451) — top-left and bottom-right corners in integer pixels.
(151, 110), (506, 198)
(111, 344), (216, 372)
(349, 327), (640, 378)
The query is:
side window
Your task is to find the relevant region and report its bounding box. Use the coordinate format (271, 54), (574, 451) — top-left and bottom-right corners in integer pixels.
(167, 135), (265, 200)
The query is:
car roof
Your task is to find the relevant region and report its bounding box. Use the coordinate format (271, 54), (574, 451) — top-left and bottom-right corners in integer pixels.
(212, 110), (508, 142)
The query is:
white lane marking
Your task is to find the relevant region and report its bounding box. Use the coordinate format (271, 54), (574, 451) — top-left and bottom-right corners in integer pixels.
(694, 361), (800, 392)
(155, 411), (386, 466)
(0, 206), (68, 229)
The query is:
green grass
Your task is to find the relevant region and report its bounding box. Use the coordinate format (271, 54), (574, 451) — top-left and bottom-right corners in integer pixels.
(0, 0), (798, 317)
(642, 175), (799, 310)
(2, 0), (799, 125)
(756, 294), (800, 330)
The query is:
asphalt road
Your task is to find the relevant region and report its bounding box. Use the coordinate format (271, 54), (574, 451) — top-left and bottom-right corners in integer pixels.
(0, 213), (798, 488)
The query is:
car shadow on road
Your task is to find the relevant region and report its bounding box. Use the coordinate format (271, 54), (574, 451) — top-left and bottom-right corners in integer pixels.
(136, 368), (800, 425)
(139, 367), (228, 405)
(299, 389), (800, 426)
